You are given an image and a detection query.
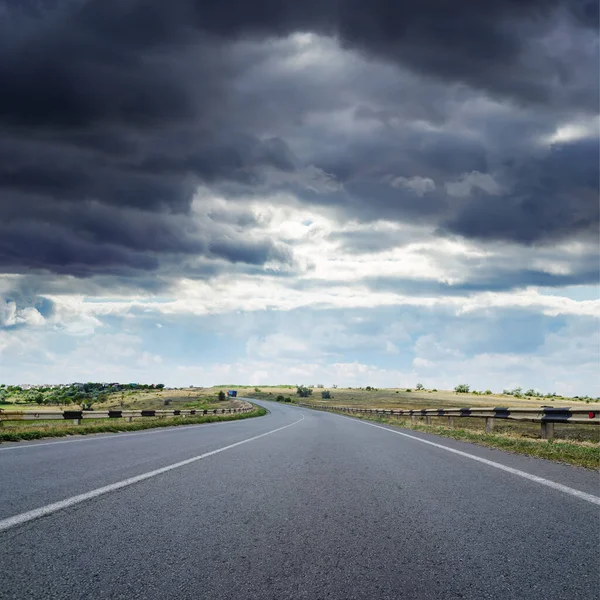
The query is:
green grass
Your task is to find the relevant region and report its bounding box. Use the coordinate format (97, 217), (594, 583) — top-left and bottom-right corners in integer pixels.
(326, 411), (600, 470)
(2, 419), (81, 428)
(0, 407), (267, 443)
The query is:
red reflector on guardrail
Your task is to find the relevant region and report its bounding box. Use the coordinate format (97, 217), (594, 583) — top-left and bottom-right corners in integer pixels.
(589, 412), (596, 419)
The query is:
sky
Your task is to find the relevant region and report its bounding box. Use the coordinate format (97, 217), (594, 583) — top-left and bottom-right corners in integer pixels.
(0, 0), (599, 394)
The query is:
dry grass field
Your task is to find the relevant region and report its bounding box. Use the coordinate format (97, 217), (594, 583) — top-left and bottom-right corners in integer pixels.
(95, 387), (244, 411)
(245, 386), (600, 447)
(245, 385), (594, 409)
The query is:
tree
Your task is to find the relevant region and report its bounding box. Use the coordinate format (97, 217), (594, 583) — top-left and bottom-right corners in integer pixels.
(45, 392), (61, 406)
(454, 384), (470, 394)
(218, 390), (226, 402)
(24, 390), (44, 405)
(416, 383), (424, 390)
(321, 391), (332, 399)
(296, 385), (313, 398)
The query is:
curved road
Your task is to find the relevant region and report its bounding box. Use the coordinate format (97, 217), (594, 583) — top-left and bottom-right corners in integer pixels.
(0, 400), (598, 599)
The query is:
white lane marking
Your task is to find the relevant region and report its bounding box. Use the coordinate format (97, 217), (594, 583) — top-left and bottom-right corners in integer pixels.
(0, 409), (264, 452)
(348, 416), (600, 506)
(0, 413), (304, 533)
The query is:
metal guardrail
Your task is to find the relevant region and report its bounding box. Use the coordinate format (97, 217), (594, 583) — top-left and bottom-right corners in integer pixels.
(298, 403), (599, 440)
(0, 404), (254, 426)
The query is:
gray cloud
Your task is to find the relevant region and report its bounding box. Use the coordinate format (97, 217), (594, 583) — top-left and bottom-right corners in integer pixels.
(365, 269), (599, 297)
(443, 138), (599, 243)
(0, 0), (598, 290)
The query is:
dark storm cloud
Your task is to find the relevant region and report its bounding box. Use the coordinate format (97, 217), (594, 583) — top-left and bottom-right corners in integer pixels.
(0, 203), (291, 278)
(2, 1), (597, 129)
(0, 0), (598, 285)
(443, 137), (600, 243)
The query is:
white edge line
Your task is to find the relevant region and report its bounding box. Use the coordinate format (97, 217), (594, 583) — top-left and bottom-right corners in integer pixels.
(342, 413), (600, 506)
(0, 413), (304, 533)
(0, 408), (264, 452)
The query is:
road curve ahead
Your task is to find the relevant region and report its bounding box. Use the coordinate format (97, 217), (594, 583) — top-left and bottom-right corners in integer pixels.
(0, 400), (598, 599)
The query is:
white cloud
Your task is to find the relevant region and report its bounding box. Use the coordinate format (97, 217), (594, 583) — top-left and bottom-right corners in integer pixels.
(48, 296), (103, 335)
(0, 329), (31, 357)
(137, 352), (163, 367)
(0, 302), (45, 328)
(385, 340), (399, 354)
(542, 116), (600, 145)
(246, 333), (314, 360)
(410, 326), (600, 396)
(72, 278), (599, 321)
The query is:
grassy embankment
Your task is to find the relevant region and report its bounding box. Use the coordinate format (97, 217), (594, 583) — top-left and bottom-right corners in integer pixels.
(0, 405), (266, 443)
(0, 387), (264, 443)
(245, 386), (599, 469)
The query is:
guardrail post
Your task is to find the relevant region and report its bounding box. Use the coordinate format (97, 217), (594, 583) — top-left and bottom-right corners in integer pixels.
(425, 416), (432, 425)
(411, 415), (417, 424)
(447, 417), (454, 428)
(485, 418), (494, 433)
(541, 422), (554, 440)
(73, 419), (81, 425)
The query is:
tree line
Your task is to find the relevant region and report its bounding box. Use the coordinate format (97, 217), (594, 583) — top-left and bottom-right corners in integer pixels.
(0, 382), (165, 409)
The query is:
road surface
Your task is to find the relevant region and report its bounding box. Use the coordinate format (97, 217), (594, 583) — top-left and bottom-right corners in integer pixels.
(0, 399), (598, 599)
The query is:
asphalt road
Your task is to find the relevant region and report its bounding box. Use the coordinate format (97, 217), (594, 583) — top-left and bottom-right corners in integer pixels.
(0, 399), (598, 599)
